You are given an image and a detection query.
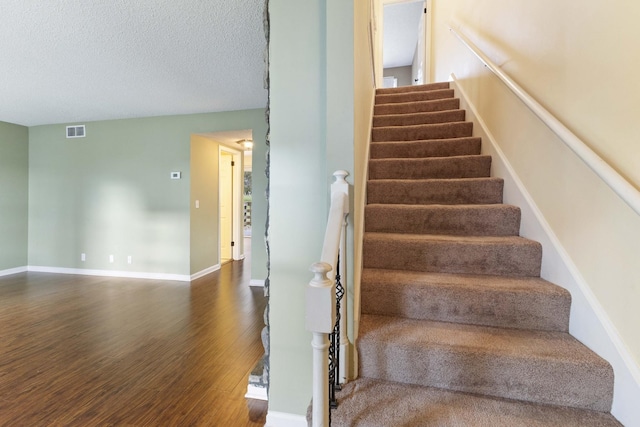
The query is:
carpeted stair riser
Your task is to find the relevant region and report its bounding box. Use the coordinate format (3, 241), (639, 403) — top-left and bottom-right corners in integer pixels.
(369, 155), (491, 180)
(367, 178), (504, 205)
(364, 233), (542, 277)
(372, 121), (473, 142)
(361, 269), (570, 331)
(376, 81), (450, 94)
(373, 109), (466, 127)
(375, 88), (454, 105)
(370, 137), (481, 159)
(365, 204), (521, 236)
(374, 98), (459, 116)
(358, 315), (614, 412)
(331, 378), (621, 427)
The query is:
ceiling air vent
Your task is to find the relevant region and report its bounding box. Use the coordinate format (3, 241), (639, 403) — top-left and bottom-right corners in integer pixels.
(66, 125), (86, 138)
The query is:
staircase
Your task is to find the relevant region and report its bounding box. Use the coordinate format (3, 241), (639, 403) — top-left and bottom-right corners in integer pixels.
(331, 83), (622, 426)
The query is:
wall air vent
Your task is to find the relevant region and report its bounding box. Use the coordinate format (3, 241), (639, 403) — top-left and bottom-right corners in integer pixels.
(66, 125), (86, 138)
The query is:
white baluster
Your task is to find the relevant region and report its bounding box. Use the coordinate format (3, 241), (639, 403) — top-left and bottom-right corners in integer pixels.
(339, 214), (349, 384)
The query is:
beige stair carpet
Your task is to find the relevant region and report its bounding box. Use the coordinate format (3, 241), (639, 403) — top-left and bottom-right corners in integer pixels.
(328, 82), (621, 426)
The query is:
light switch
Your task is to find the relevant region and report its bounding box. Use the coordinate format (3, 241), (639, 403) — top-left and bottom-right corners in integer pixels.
(195, 200), (200, 209)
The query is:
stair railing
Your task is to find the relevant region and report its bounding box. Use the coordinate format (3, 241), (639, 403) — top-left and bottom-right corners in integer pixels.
(306, 170), (350, 427)
(449, 26), (640, 216)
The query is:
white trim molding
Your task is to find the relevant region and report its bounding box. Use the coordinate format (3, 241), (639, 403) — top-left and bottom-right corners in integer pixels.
(265, 411), (307, 427)
(0, 266), (28, 277)
(451, 75), (640, 424)
(27, 266), (191, 282)
(190, 264), (222, 281)
(244, 384), (268, 401)
(250, 279), (265, 287)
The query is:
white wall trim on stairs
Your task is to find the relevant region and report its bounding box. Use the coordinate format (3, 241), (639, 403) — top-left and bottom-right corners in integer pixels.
(451, 74), (640, 425)
(27, 266), (191, 282)
(190, 264), (221, 281)
(265, 411), (307, 427)
(0, 266), (27, 277)
(244, 383), (268, 401)
(250, 279), (265, 287)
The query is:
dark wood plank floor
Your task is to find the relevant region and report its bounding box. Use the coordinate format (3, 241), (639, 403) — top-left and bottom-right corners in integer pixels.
(0, 242), (267, 426)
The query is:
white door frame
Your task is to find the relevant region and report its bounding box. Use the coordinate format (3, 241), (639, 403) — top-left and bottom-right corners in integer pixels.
(218, 146), (244, 263)
(379, 0), (432, 84)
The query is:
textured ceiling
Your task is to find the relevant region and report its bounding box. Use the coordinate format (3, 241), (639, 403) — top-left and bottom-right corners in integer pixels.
(0, 0), (267, 126)
(383, 0), (423, 69)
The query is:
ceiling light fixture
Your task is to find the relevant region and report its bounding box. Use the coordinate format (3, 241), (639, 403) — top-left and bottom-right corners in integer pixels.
(236, 139), (254, 150)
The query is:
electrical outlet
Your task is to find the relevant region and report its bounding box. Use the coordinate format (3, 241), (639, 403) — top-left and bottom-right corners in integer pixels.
(127, 255), (132, 264)
(109, 254), (114, 263)
(81, 253), (86, 262)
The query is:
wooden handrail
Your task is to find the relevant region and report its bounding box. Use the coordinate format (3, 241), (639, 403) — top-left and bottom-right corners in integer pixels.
(449, 26), (640, 216)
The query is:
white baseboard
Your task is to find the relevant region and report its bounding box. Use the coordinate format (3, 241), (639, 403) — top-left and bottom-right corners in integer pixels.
(190, 264), (221, 281)
(451, 74), (640, 424)
(27, 266), (191, 282)
(245, 384), (268, 401)
(250, 279), (265, 287)
(0, 266), (27, 277)
(265, 411), (307, 427)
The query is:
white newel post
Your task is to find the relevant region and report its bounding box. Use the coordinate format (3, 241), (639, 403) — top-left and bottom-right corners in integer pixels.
(330, 170), (350, 384)
(306, 262), (336, 427)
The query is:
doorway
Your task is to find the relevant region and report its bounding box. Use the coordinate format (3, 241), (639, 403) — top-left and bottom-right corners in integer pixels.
(219, 147), (243, 264)
(382, 0), (430, 87)
(220, 151), (233, 264)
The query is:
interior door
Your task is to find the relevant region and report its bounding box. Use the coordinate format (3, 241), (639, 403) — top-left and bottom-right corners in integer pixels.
(220, 151), (234, 263)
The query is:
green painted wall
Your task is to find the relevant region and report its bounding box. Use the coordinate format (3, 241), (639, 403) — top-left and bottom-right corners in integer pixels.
(250, 115), (269, 284)
(190, 134), (220, 274)
(268, 0), (355, 417)
(0, 121), (29, 271)
(28, 109), (267, 277)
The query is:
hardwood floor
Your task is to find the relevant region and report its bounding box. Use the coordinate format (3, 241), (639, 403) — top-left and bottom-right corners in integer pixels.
(0, 244), (268, 426)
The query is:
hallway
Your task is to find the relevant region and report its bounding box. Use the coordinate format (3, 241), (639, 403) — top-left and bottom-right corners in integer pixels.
(0, 239), (267, 426)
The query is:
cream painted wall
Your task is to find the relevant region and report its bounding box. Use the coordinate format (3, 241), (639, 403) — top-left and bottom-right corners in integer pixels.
(190, 135), (220, 275)
(431, 1), (640, 423)
(373, 0), (385, 86)
(433, 0), (640, 188)
(354, 0), (377, 376)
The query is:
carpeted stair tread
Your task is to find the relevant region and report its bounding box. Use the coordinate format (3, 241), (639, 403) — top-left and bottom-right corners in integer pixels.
(363, 233), (542, 276)
(367, 177), (504, 205)
(374, 98), (460, 116)
(376, 82), (450, 95)
(330, 378), (622, 427)
(365, 204), (521, 236)
(372, 121), (473, 142)
(373, 109), (466, 127)
(369, 155), (491, 180)
(358, 315), (614, 411)
(376, 88), (454, 105)
(361, 269), (570, 331)
(370, 137), (481, 159)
